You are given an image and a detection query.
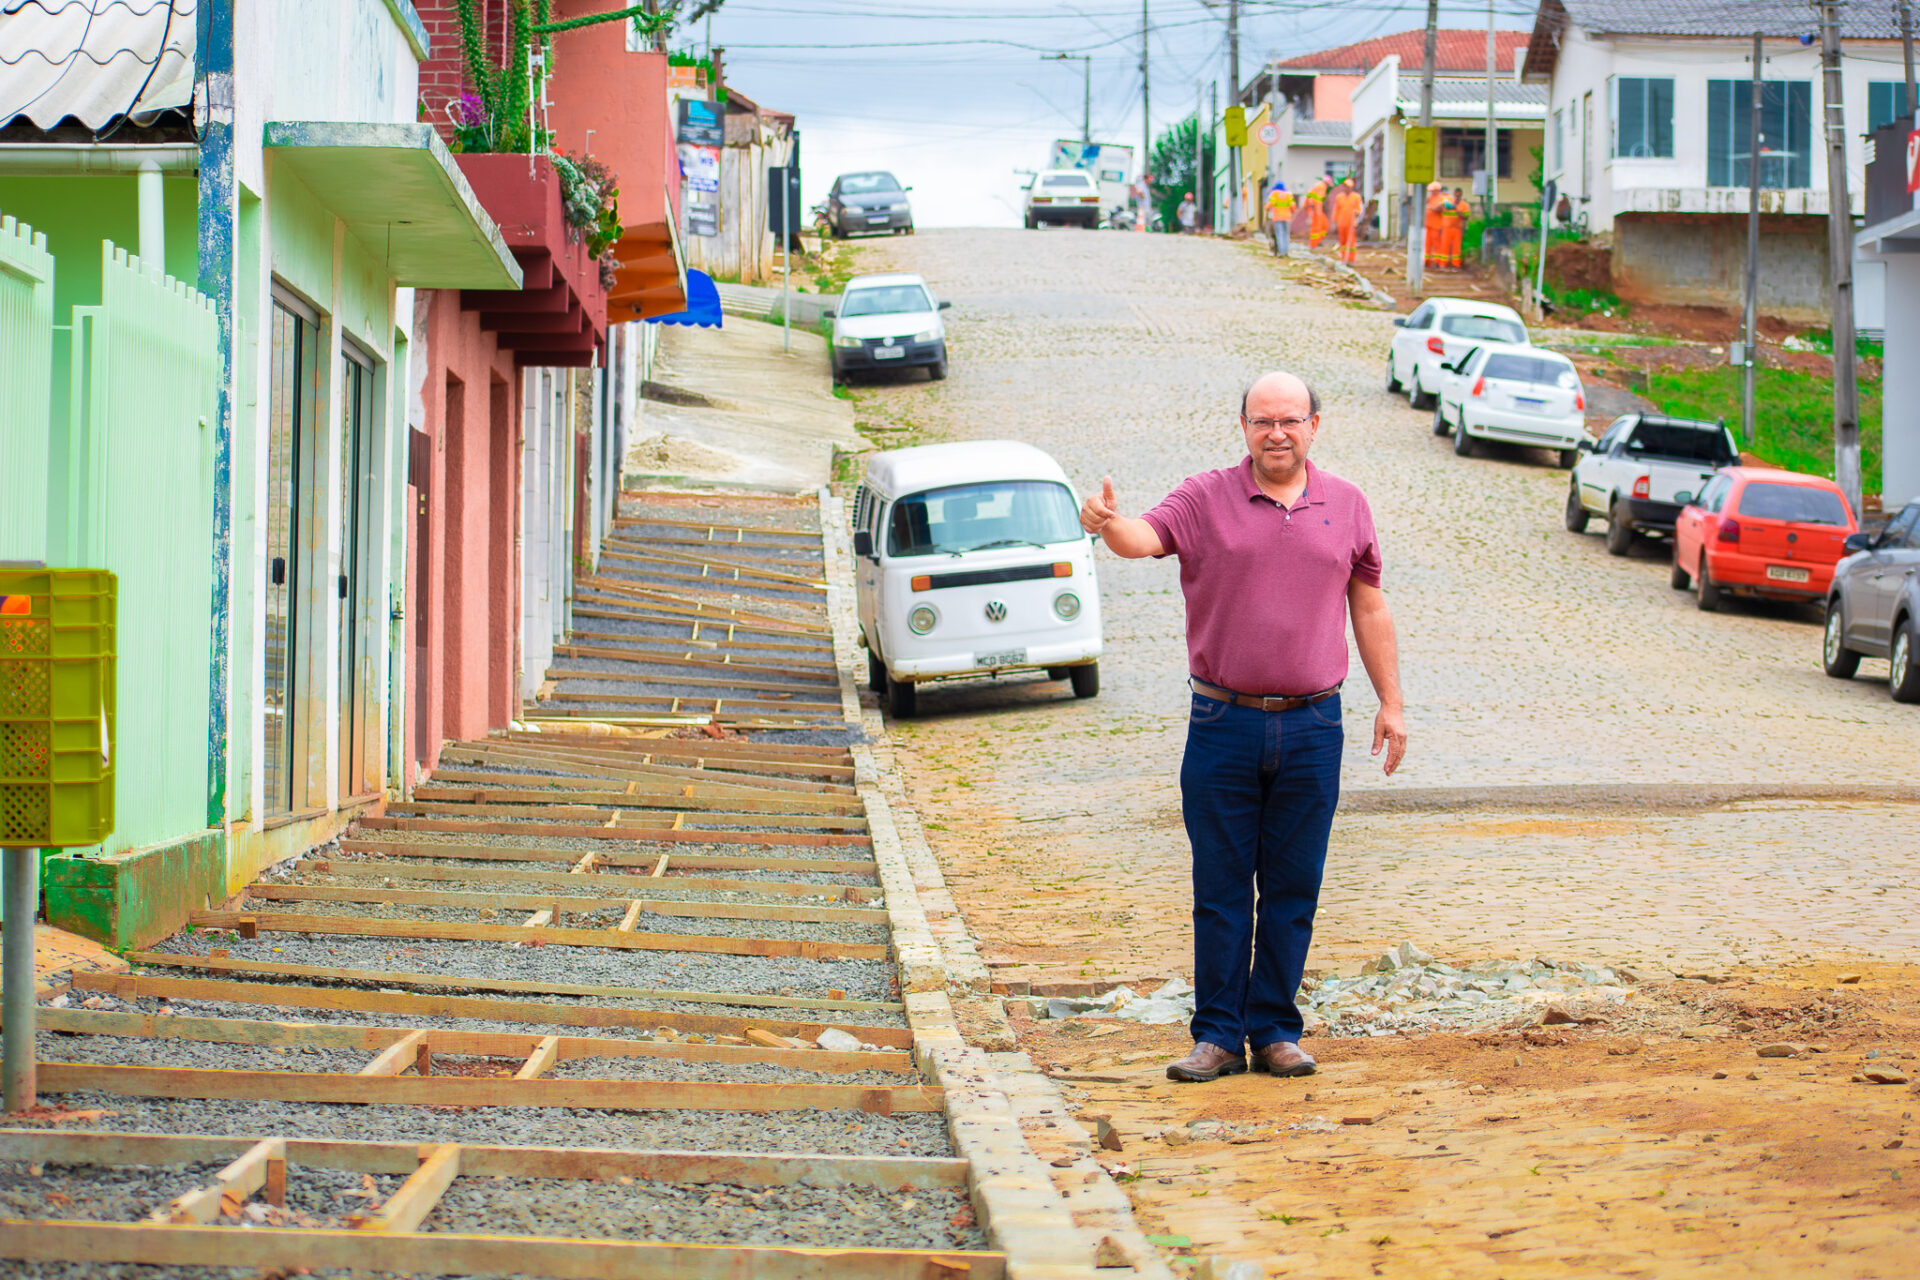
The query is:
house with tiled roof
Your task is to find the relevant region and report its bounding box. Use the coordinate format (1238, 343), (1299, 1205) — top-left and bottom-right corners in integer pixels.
(1521, 0), (1903, 320)
(1235, 28), (1532, 233)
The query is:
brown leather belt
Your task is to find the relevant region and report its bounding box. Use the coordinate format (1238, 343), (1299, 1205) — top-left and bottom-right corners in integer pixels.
(1191, 677), (1341, 713)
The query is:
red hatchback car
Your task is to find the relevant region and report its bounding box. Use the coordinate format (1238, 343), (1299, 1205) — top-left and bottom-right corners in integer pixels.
(1671, 467), (1857, 611)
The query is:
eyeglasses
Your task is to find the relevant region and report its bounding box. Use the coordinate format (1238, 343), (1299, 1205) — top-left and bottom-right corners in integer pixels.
(1242, 415), (1314, 433)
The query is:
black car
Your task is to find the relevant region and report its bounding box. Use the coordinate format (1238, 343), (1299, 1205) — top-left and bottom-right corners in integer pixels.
(1823, 500), (1920, 702)
(825, 171), (913, 237)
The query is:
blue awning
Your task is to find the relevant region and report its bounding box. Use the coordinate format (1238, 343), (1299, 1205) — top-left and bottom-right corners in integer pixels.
(647, 269), (722, 328)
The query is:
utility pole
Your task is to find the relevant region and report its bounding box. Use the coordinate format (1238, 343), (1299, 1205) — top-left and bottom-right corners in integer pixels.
(1901, 0), (1917, 118)
(1210, 78), (1218, 231)
(1194, 79), (1203, 228)
(1484, 0), (1497, 222)
(1227, 0), (1241, 229)
(1408, 0), (1438, 294)
(1820, 0), (1862, 517)
(1043, 54), (1092, 143)
(1741, 32), (1762, 446)
(1140, 0), (1150, 206)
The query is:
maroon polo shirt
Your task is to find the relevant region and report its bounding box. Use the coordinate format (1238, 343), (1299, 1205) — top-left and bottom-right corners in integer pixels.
(1139, 457), (1383, 696)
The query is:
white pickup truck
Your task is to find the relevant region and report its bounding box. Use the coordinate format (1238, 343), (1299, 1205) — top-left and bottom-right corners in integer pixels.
(1564, 413), (1741, 555)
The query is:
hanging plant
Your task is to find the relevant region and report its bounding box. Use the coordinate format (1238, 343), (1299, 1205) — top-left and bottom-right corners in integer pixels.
(550, 150), (622, 265)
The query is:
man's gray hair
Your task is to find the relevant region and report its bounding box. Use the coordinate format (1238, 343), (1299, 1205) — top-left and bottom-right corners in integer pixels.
(1241, 374), (1321, 419)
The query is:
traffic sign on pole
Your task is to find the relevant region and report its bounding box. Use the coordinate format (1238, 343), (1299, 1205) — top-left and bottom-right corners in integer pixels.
(1404, 126), (1437, 185)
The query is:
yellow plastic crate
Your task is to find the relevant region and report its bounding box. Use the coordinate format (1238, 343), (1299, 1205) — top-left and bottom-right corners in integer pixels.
(0, 569), (115, 848)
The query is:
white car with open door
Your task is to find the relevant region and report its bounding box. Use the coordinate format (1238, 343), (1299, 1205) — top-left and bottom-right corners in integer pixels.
(852, 442), (1102, 718)
(1431, 343), (1588, 467)
(1387, 298), (1529, 410)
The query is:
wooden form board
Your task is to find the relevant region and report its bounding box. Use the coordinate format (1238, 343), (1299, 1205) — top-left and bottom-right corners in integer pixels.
(0, 1129), (968, 1188)
(246, 883), (888, 925)
(0, 1220), (1002, 1279)
(186, 909), (889, 961)
(378, 801), (869, 832)
(32, 1007), (912, 1073)
(353, 815), (872, 849)
(408, 784), (864, 817)
(33, 1063), (942, 1114)
(121, 952), (905, 1015)
(73, 973), (915, 1047)
(552, 642), (839, 680)
(444, 743), (857, 790)
(335, 840), (878, 877)
(297, 858), (881, 903)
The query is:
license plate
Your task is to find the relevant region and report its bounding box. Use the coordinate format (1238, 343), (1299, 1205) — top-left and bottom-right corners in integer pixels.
(873, 347), (904, 359)
(1766, 565), (1810, 583)
(867, 215), (891, 224)
(975, 648), (1027, 668)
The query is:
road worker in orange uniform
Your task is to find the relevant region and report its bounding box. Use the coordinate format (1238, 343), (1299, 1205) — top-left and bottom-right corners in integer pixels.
(1305, 178), (1329, 249)
(1330, 179), (1363, 264)
(1441, 186), (1469, 269)
(1423, 181), (1446, 268)
(1265, 182), (1295, 256)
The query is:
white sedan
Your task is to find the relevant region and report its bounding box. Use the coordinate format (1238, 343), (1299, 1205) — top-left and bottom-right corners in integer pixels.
(1387, 298), (1529, 410)
(829, 272), (951, 382)
(1432, 344), (1588, 467)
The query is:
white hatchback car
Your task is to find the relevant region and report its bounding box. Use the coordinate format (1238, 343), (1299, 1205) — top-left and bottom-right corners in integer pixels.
(1387, 298), (1529, 410)
(830, 272), (951, 383)
(1431, 343), (1588, 467)
(852, 442), (1102, 718)
(1024, 169), (1102, 228)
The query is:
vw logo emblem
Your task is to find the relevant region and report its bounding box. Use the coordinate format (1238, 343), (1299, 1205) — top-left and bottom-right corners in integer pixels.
(882, 337), (896, 346)
(985, 600), (1007, 622)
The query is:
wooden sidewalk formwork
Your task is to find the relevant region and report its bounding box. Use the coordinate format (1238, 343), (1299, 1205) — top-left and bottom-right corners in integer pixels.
(0, 1132), (1003, 1279)
(298, 856), (882, 903)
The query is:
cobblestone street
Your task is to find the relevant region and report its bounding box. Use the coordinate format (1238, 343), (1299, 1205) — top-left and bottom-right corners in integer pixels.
(839, 228), (1920, 1275)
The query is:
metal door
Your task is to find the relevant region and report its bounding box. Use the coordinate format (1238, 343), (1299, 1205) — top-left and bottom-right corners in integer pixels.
(338, 346), (375, 800)
(264, 295), (320, 818)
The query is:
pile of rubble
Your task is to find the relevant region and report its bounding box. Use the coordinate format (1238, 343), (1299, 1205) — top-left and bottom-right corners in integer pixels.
(1039, 942), (1637, 1037)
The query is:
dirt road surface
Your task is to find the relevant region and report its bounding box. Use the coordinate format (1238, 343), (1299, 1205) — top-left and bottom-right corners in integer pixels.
(837, 228), (1919, 1276)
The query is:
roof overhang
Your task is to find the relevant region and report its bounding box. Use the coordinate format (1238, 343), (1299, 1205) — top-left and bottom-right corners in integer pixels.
(1859, 207), (1920, 257)
(608, 185), (688, 323)
(263, 122), (521, 291)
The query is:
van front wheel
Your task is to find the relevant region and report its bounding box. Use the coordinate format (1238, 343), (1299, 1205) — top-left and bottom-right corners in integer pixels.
(1070, 663), (1099, 699)
(886, 673), (918, 718)
(868, 649), (887, 692)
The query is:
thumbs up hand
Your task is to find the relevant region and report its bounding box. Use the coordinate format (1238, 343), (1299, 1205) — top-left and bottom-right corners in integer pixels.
(1081, 476), (1119, 533)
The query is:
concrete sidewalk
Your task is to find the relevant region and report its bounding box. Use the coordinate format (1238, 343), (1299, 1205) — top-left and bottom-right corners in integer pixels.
(627, 314), (865, 492)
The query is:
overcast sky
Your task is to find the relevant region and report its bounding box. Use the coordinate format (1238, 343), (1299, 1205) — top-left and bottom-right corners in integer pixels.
(689, 0), (1544, 225)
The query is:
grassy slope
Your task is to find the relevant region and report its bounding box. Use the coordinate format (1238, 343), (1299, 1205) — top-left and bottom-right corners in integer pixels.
(1644, 365), (1883, 497)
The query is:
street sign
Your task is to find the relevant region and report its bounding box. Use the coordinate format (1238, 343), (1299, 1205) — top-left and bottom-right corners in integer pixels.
(767, 164), (802, 235)
(1404, 126), (1437, 185)
(1257, 120), (1280, 147)
(1224, 106), (1247, 147)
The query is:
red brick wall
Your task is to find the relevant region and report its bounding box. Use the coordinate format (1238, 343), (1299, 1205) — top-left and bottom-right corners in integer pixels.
(415, 0), (512, 146)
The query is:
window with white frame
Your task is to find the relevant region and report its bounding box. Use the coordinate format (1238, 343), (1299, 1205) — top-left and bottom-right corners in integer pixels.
(1550, 107), (1564, 173)
(1611, 76), (1674, 158)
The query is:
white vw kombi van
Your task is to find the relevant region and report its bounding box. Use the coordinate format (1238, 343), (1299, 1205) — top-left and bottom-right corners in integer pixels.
(852, 441), (1103, 718)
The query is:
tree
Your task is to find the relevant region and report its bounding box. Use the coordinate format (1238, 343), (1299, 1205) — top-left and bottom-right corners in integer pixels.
(1147, 115), (1211, 232)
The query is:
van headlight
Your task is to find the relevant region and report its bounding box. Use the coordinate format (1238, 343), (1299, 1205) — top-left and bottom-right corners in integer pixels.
(909, 605), (937, 634)
(1053, 591), (1081, 620)
(834, 333), (863, 348)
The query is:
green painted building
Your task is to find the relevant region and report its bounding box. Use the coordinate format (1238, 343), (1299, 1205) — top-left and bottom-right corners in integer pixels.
(0, 0), (520, 944)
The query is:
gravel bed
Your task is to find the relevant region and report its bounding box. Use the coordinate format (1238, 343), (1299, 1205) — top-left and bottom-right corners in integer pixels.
(39, 1093), (956, 1157)
(423, 1179), (984, 1251)
(1, 1160), (402, 1280)
(150, 932), (898, 1004)
(36, 1031), (369, 1074)
(356, 831), (874, 866)
(289, 871), (871, 910)
(134, 992), (904, 1036)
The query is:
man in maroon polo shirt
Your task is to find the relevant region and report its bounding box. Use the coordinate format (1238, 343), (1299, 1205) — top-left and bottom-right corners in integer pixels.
(1080, 370), (1407, 1082)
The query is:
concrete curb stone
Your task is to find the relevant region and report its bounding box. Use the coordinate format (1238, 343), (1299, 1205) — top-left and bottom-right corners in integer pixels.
(818, 488), (1174, 1280)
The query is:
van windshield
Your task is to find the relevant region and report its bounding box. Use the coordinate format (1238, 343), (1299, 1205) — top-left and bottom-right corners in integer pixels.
(886, 480), (1082, 557)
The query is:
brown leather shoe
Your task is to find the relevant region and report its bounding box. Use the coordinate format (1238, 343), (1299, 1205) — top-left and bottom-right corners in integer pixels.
(1165, 1041), (1249, 1082)
(1250, 1041), (1317, 1077)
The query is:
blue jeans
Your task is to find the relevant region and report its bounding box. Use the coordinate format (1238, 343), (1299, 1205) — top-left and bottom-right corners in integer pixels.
(1180, 690), (1343, 1053)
